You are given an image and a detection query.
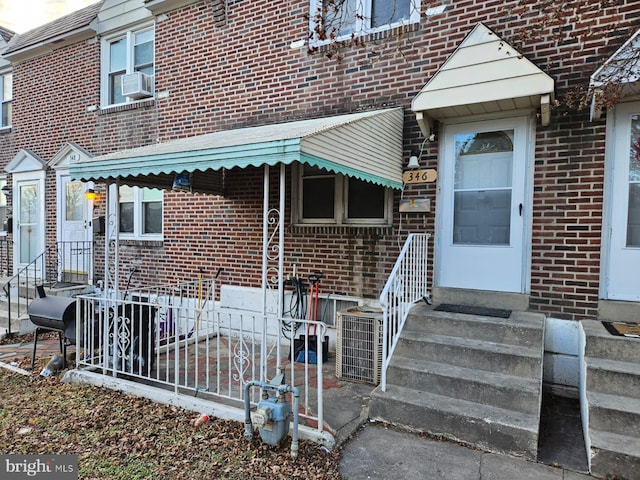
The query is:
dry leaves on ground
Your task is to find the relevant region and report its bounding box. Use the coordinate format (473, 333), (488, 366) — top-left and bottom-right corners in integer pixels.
(0, 367), (344, 480)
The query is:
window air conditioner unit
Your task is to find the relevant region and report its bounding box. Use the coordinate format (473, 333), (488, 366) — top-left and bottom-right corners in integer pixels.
(336, 306), (383, 385)
(121, 72), (153, 99)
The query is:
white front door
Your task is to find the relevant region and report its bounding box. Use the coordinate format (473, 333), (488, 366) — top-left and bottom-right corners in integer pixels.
(605, 102), (640, 300)
(437, 116), (531, 293)
(58, 173), (93, 283)
(15, 179), (44, 275)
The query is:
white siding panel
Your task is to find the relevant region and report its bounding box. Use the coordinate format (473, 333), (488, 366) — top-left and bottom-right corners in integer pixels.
(415, 76), (554, 111)
(412, 23), (554, 120)
(302, 109), (403, 184)
(98, 0), (152, 34)
(425, 58), (548, 91)
(444, 42), (519, 70)
(462, 23), (496, 47)
(73, 108), (405, 188)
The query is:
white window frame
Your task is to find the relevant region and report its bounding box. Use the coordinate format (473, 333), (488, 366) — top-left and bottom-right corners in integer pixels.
(0, 70), (12, 129)
(111, 184), (163, 241)
(309, 0), (421, 46)
(292, 165), (392, 226)
(100, 24), (155, 108)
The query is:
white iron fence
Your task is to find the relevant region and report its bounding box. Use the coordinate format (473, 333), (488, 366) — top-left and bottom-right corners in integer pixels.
(379, 233), (431, 391)
(73, 279), (328, 437)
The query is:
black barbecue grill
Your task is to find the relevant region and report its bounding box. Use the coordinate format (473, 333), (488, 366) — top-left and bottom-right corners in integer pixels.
(27, 285), (77, 368)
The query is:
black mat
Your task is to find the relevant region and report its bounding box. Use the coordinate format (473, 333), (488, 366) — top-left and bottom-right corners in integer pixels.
(602, 321), (640, 338)
(434, 303), (512, 318)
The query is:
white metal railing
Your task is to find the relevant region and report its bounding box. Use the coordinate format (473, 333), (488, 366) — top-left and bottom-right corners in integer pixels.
(379, 233), (431, 391)
(73, 280), (327, 437)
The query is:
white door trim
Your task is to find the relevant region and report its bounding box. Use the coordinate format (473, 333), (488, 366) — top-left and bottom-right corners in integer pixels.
(435, 112), (535, 294)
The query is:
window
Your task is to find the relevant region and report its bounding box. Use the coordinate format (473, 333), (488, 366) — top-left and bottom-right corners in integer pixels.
(311, 0), (420, 42)
(102, 26), (154, 106)
(118, 185), (163, 239)
(0, 72), (12, 128)
(295, 165), (391, 225)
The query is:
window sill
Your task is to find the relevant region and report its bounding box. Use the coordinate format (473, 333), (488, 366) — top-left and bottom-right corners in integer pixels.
(308, 21), (420, 53)
(0, 126), (12, 133)
(99, 99), (155, 115)
(290, 224), (392, 236)
(119, 239), (163, 247)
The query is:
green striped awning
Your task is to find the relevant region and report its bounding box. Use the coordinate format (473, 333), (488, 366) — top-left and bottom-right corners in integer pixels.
(70, 108), (404, 193)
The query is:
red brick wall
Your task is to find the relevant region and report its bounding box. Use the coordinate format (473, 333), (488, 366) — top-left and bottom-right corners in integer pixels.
(5, 0), (640, 318)
(9, 38), (159, 249)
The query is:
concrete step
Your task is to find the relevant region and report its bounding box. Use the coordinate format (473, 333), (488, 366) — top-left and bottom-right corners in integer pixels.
(587, 391), (640, 438)
(589, 429), (640, 480)
(369, 384), (539, 459)
(386, 356), (541, 415)
(582, 319), (640, 478)
(406, 305), (544, 348)
(582, 320), (640, 363)
(395, 330), (542, 379)
(586, 357), (640, 398)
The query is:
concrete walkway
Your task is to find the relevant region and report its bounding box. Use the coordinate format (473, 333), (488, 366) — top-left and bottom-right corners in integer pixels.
(339, 423), (596, 480)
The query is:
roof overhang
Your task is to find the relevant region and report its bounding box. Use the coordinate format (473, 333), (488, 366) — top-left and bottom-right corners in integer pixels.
(412, 23), (555, 136)
(3, 2), (102, 62)
(69, 108), (405, 193)
(3, 26), (98, 62)
(590, 28), (640, 121)
(144, 0), (203, 14)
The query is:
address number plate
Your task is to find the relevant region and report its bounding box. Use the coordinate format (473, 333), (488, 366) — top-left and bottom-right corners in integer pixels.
(402, 169), (437, 184)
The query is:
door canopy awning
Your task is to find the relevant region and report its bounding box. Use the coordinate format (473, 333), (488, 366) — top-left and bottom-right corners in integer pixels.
(69, 108), (405, 193)
(589, 28), (640, 121)
(412, 23), (555, 136)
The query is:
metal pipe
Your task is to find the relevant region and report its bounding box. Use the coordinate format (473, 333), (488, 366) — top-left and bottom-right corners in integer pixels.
(243, 380), (258, 441)
(290, 384), (300, 459)
(243, 380), (300, 458)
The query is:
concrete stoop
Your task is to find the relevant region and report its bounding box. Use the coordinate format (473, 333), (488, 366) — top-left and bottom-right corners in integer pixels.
(581, 320), (640, 480)
(369, 304), (545, 460)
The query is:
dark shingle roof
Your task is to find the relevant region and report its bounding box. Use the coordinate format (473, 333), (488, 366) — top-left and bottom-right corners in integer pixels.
(0, 26), (15, 43)
(4, 1), (103, 55)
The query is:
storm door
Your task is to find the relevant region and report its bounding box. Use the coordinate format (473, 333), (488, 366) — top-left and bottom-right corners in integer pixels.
(58, 173), (92, 284)
(15, 179), (44, 277)
(437, 116), (530, 292)
(605, 102), (640, 300)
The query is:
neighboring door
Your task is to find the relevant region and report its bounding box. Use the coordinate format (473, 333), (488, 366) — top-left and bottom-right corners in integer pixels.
(58, 174), (93, 283)
(437, 116), (531, 293)
(15, 179), (44, 275)
(605, 102), (640, 300)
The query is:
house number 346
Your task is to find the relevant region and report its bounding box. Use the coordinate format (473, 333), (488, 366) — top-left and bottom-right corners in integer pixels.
(402, 169), (437, 184)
